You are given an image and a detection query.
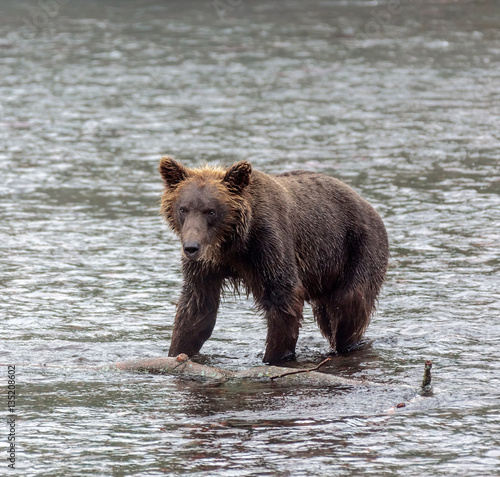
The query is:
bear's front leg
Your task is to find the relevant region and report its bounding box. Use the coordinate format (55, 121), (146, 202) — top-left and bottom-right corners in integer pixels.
(168, 273), (223, 358)
(258, 284), (304, 364)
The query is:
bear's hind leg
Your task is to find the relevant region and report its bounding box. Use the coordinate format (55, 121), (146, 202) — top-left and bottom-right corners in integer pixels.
(312, 286), (373, 354)
(312, 301), (338, 352)
(333, 287), (372, 353)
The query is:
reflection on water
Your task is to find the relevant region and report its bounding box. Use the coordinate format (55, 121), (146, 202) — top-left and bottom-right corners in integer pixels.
(0, 0), (499, 475)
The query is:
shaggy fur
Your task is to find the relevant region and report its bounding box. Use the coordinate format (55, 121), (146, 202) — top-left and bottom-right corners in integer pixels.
(159, 156), (389, 364)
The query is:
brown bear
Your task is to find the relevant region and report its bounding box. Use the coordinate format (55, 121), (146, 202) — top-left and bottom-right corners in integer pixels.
(159, 157), (389, 364)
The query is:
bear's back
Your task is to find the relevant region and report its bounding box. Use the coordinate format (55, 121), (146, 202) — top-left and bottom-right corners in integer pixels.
(263, 169), (388, 290)
(272, 170), (365, 216)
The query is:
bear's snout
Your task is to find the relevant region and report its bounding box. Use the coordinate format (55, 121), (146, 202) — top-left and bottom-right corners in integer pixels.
(183, 241), (201, 259)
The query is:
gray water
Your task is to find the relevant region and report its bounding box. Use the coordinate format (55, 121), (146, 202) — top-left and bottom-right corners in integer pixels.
(1, 0), (499, 475)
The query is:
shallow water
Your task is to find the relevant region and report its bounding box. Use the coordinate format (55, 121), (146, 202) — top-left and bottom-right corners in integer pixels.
(1, 0), (499, 475)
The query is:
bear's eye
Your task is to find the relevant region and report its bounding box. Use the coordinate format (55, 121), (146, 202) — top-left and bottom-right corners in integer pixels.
(206, 209), (216, 217)
(179, 207), (187, 215)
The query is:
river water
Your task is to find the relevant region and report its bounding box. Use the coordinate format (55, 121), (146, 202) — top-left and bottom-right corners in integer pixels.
(1, 0), (499, 475)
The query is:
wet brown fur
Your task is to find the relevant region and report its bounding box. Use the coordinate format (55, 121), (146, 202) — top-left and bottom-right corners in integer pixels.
(159, 156), (389, 364)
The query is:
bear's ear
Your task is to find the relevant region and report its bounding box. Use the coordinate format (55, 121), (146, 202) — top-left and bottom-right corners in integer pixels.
(223, 161), (252, 193)
(159, 156), (189, 188)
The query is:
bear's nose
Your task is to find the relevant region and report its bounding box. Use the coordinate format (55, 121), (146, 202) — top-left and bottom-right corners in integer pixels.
(183, 242), (200, 256)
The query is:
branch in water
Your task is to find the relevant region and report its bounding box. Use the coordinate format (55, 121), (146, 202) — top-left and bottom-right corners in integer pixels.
(422, 360), (432, 388)
(269, 357), (332, 380)
(420, 359), (433, 396)
(387, 359), (434, 411)
(109, 354), (369, 387)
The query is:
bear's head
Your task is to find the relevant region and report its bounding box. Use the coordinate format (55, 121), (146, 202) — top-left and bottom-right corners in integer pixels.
(159, 156), (252, 263)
